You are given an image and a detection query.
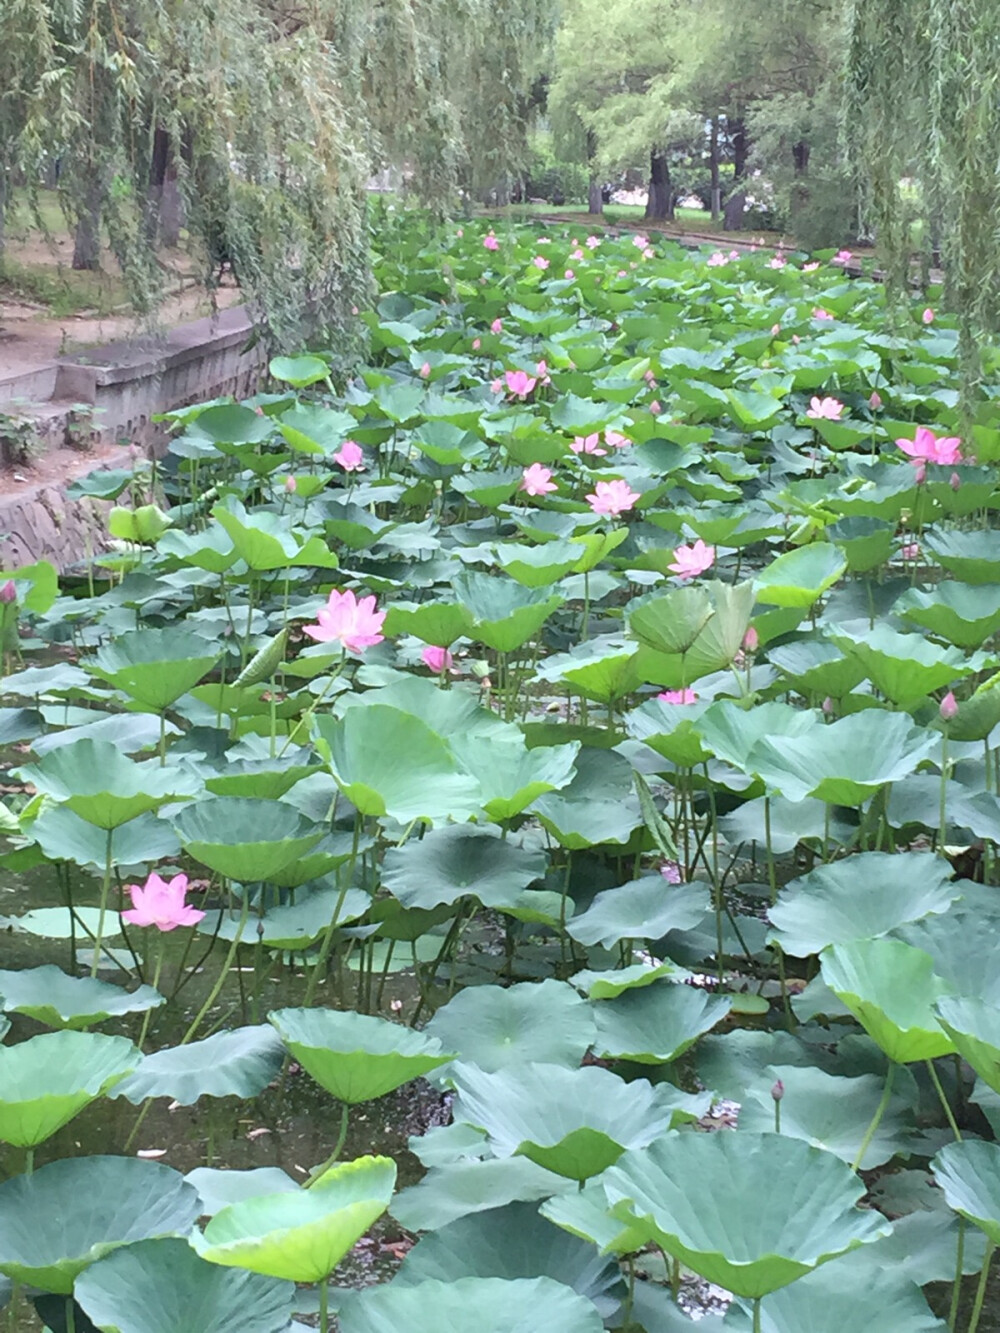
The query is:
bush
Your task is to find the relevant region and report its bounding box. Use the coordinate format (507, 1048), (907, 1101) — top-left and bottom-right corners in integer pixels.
(523, 138), (589, 206)
(791, 174), (858, 252)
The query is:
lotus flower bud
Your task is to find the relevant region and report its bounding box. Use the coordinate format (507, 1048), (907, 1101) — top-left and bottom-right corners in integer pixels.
(822, 696), (834, 715)
(0, 580), (15, 604)
(472, 338), (481, 351)
(950, 472), (961, 492)
(940, 691), (959, 721)
(923, 307), (935, 324)
(285, 475), (297, 493)
(771, 1079), (785, 1102)
(771, 324), (781, 336)
(869, 391), (882, 410)
(420, 362), (431, 378)
(650, 400), (662, 416)
(743, 626), (759, 652)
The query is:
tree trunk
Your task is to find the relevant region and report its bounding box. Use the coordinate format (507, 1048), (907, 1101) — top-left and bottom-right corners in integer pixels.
(644, 150), (673, 220)
(72, 172), (103, 271)
(0, 169), (6, 266)
(145, 126), (170, 246)
(588, 177), (604, 215)
(731, 117), (748, 181)
(791, 139), (810, 213)
(710, 117), (721, 222)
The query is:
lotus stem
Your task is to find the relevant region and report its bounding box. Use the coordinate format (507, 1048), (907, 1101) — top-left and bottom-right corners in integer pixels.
(752, 1297), (762, 1333)
(306, 1102), (350, 1189)
(136, 944), (165, 1049)
(90, 827), (115, 979)
(318, 1279), (330, 1333)
(926, 1058), (963, 1142)
(949, 1217), (966, 1332)
(180, 895), (249, 1045)
(123, 1098), (153, 1153)
(939, 732), (949, 860)
(66, 1296), (76, 1333)
(851, 1061), (896, 1172)
(967, 1241), (995, 1333)
(23, 1148), (33, 1176)
(303, 814), (362, 1008)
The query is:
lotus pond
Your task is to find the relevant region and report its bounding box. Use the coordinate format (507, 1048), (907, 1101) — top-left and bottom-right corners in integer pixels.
(5, 216), (1000, 1331)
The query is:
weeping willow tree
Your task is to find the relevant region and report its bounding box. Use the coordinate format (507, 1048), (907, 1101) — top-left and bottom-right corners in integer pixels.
(2, 0), (553, 345)
(847, 0), (1000, 390)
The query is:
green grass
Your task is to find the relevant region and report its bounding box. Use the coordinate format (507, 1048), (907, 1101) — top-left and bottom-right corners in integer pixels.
(0, 256), (127, 318)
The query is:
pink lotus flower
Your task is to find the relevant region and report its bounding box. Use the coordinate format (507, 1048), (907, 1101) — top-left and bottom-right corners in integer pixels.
(505, 370), (537, 399)
(769, 256), (786, 270)
(333, 440), (365, 472)
(421, 645), (454, 673)
(491, 318), (503, 334)
(669, 539), (716, 580)
(896, 426), (962, 467)
(649, 400), (662, 416)
(822, 696), (834, 715)
(586, 235), (601, 249)
(533, 255), (550, 270)
(901, 542), (921, 561)
(743, 626), (759, 652)
(604, 429), (630, 450)
(456, 228), (464, 238)
(950, 471), (961, 492)
(571, 248), (585, 261)
(869, 390), (882, 410)
(304, 589), (386, 653)
(539, 237), (552, 245)
(617, 269), (627, 277)
(490, 377), (503, 394)
(707, 251), (728, 267)
(472, 338), (481, 350)
(792, 335), (801, 344)
(634, 235), (649, 249)
(940, 691), (958, 721)
(729, 250), (740, 260)
(123, 873), (205, 932)
(483, 233), (499, 251)
(660, 860), (683, 884)
(521, 463), (557, 497)
(642, 247), (655, 260)
(419, 362), (431, 378)
(813, 307), (833, 320)
(807, 396), (844, 420)
(658, 688), (698, 705)
(923, 307), (935, 324)
(570, 433), (606, 456)
(802, 261), (820, 272)
(565, 269), (575, 279)
(0, 581), (15, 604)
(536, 360), (551, 385)
(771, 324), (782, 336)
(586, 479), (640, 516)
(285, 475), (297, 493)
(832, 249), (852, 265)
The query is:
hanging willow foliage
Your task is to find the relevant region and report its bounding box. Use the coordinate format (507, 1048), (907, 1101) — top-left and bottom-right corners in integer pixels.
(847, 0), (1000, 396)
(2, 0), (554, 348)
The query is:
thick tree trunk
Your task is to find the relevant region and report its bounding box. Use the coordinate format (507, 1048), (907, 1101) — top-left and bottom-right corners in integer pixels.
(731, 117), (748, 181)
(588, 177), (604, 215)
(791, 139), (811, 213)
(710, 117), (721, 221)
(644, 150), (673, 220)
(72, 172), (103, 270)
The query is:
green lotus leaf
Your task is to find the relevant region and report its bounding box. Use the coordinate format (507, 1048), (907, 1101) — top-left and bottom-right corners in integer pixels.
(8, 906), (122, 941)
(278, 404), (355, 455)
(539, 1184), (651, 1257)
(452, 571), (564, 653)
(453, 736), (579, 823)
(171, 797), (323, 881)
(821, 939), (955, 1063)
(923, 528), (1000, 584)
(14, 740), (200, 829)
(202, 884), (369, 948)
(747, 711), (938, 805)
(567, 877), (709, 949)
(451, 1063), (677, 1181)
(392, 1201), (621, 1316)
(0, 1031), (140, 1146)
(186, 1168), (299, 1216)
(722, 1261), (946, 1333)
(155, 526), (238, 573)
(112, 1026), (285, 1106)
(0, 965), (164, 1030)
(382, 600), (475, 647)
(698, 700), (821, 774)
(188, 404), (273, 446)
(627, 581), (755, 687)
(767, 640), (866, 699)
(337, 1275), (605, 1333)
(767, 852), (960, 957)
(718, 795), (852, 855)
(570, 962), (689, 998)
(268, 1008), (452, 1103)
(932, 1140), (1000, 1245)
(738, 1064), (914, 1169)
(531, 748), (643, 849)
(382, 826), (546, 910)
(191, 1156), (396, 1281)
(89, 629), (222, 712)
(831, 625), (974, 706)
(935, 996), (1000, 1096)
(755, 544), (847, 608)
(0, 1156), (202, 1292)
(590, 981), (731, 1063)
(495, 540), (583, 587)
(628, 585), (715, 656)
(425, 980), (596, 1074)
(827, 517), (896, 574)
(625, 696), (713, 767)
(451, 469), (522, 508)
(604, 1131), (889, 1299)
(391, 1158), (573, 1233)
(894, 581), (1000, 651)
(75, 1237), (294, 1333)
(535, 636), (641, 704)
(314, 707), (483, 825)
(27, 806), (181, 869)
(269, 353), (330, 386)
